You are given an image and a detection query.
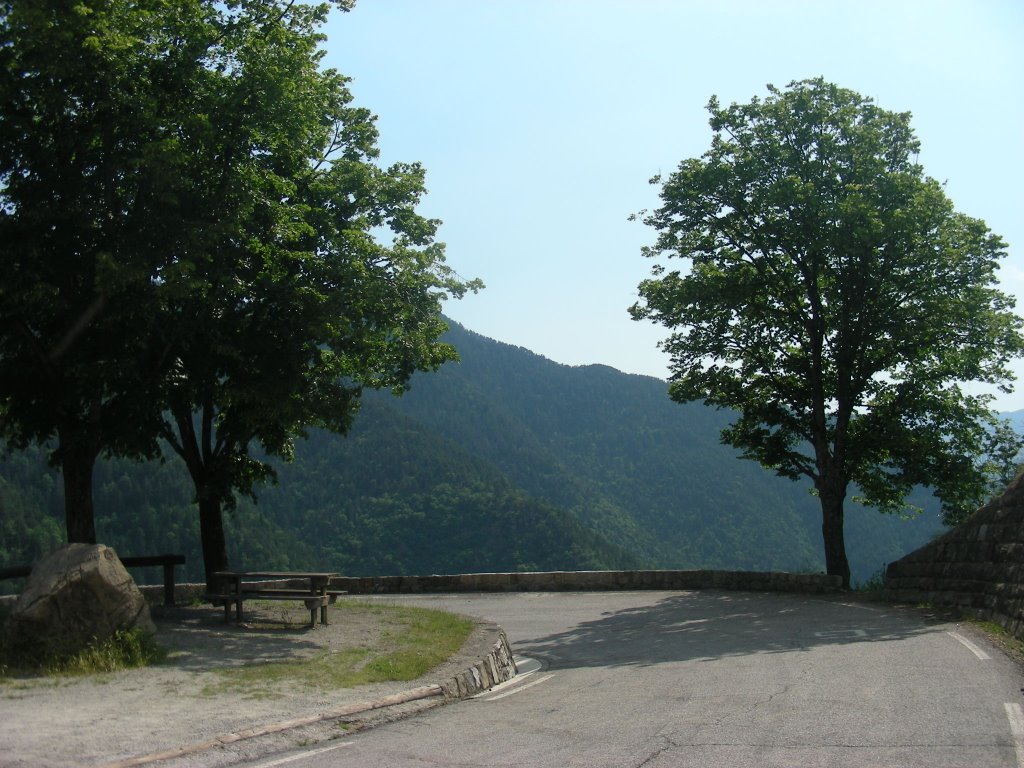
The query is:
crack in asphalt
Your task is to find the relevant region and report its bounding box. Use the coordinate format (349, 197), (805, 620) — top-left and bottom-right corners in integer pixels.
(632, 734), (685, 768)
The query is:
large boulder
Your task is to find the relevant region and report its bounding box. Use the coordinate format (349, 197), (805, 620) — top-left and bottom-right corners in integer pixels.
(3, 543), (155, 665)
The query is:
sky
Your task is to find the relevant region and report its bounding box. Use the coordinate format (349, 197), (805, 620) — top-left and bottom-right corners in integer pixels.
(322, 0), (1024, 410)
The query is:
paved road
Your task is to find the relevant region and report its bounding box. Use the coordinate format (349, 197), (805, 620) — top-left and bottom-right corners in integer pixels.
(238, 591), (1024, 768)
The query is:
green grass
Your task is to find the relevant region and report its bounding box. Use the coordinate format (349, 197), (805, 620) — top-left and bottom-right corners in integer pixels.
(204, 601), (473, 697)
(0, 625), (166, 679)
(45, 627), (167, 676)
(965, 617), (1024, 660)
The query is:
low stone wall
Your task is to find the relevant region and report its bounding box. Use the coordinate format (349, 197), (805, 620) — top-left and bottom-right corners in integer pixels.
(440, 627), (517, 700)
(331, 569), (842, 594)
(138, 582), (207, 606)
(130, 569), (840, 606)
(884, 473), (1024, 640)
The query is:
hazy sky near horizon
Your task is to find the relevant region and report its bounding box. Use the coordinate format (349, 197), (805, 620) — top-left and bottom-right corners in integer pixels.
(323, 1), (1024, 410)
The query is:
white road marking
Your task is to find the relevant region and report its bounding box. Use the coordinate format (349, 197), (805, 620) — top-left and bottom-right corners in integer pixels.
(483, 673), (555, 701)
(473, 656), (542, 699)
(249, 741), (354, 767)
(1005, 703), (1024, 768)
(947, 631), (991, 660)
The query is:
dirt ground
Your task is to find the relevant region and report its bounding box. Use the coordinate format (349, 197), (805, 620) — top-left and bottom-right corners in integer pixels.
(0, 598), (502, 768)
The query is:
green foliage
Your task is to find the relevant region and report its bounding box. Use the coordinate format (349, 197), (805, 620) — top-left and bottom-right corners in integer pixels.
(854, 567), (887, 592)
(0, 0), (478, 574)
(0, 624), (164, 676)
(632, 78), (1024, 586)
(154, 0), (476, 500)
(0, 0), (213, 541)
(47, 627), (166, 676)
(143, 0), (480, 584)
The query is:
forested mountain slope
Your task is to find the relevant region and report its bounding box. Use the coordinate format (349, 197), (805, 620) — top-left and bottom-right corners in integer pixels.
(372, 321), (950, 583)
(1, 320), (951, 588)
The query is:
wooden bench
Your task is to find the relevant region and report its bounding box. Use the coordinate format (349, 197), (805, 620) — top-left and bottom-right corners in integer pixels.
(0, 553), (186, 606)
(204, 591), (330, 627)
(207, 571), (342, 628)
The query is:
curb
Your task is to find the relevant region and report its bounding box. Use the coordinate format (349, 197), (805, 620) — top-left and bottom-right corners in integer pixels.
(441, 627), (517, 699)
(93, 626), (517, 768)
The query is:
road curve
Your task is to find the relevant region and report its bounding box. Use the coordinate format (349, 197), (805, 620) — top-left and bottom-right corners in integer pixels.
(238, 591), (1024, 768)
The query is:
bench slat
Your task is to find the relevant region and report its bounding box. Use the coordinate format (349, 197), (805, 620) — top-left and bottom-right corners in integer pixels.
(204, 593), (328, 603)
(244, 594), (329, 605)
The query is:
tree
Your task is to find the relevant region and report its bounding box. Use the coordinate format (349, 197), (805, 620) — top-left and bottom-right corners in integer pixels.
(0, 0), (215, 542)
(631, 79), (1024, 588)
(0, 0), (478, 584)
(153, 0), (477, 587)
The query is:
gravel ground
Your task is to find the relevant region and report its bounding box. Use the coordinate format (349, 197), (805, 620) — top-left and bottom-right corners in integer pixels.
(0, 598), (500, 768)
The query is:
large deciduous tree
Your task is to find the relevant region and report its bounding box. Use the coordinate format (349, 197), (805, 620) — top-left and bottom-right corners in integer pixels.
(0, 0), (478, 585)
(0, 0), (212, 543)
(632, 79), (1023, 588)
(155, 1), (477, 587)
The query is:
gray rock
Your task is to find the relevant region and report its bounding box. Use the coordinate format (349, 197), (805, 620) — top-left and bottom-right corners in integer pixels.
(4, 543), (154, 665)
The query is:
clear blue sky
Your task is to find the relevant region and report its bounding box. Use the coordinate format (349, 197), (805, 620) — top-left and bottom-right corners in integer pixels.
(322, 0), (1024, 410)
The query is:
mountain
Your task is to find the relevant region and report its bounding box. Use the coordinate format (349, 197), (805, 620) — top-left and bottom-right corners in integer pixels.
(358, 321), (950, 582)
(0, 320), (953, 589)
(1002, 410), (1024, 435)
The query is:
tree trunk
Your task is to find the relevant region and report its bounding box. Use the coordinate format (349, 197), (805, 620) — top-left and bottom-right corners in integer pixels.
(56, 426), (99, 544)
(197, 490), (229, 592)
(819, 488), (851, 589)
(168, 404), (230, 591)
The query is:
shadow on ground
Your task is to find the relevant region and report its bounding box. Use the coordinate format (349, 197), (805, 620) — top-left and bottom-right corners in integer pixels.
(514, 591), (938, 670)
(150, 605), (324, 671)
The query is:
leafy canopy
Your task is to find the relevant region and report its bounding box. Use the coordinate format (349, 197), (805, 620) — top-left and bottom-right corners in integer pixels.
(0, 0), (479, 549)
(632, 78), (1023, 526)
(0, 0), (202, 461)
(148, 0), (479, 513)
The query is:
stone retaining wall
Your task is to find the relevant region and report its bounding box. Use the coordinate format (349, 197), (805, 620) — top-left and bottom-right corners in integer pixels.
(439, 626), (517, 700)
(884, 472), (1024, 640)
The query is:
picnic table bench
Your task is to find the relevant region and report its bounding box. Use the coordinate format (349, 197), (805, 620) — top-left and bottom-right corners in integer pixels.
(205, 571), (344, 628)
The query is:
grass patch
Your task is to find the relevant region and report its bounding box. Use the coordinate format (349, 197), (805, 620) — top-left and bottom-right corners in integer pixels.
(204, 601), (473, 697)
(0, 617), (166, 679)
(964, 617), (1024, 662)
(45, 627), (167, 676)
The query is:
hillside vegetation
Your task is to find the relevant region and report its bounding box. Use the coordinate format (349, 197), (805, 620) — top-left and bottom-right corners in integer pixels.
(1, 321), (952, 589)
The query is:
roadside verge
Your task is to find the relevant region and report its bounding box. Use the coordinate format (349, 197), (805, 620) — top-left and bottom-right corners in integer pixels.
(0, 604), (516, 768)
(93, 623), (517, 768)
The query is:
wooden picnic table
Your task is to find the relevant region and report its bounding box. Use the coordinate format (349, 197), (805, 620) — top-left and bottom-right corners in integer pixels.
(208, 571), (342, 627)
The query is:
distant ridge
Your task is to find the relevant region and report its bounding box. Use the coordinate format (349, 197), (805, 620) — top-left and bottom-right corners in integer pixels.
(353, 319), (950, 583)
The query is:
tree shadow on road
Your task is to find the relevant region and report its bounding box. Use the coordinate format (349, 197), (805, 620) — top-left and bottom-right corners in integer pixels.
(514, 591), (941, 670)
